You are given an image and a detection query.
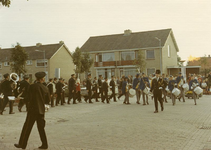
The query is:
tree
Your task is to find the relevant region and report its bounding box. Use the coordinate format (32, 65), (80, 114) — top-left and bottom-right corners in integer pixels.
(10, 43), (28, 76)
(133, 50), (146, 73)
(71, 47), (82, 75)
(81, 52), (94, 75)
(0, 0), (28, 7)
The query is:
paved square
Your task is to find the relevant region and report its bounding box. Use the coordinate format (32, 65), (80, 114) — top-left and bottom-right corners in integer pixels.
(1, 95), (211, 150)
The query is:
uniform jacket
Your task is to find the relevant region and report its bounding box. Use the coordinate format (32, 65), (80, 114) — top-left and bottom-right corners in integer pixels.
(168, 80), (176, 92)
(189, 79), (198, 90)
(109, 79), (115, 91)
(140, 77), (150, 90)
(150, 77), (164, 94)
(19, 80), (30, 98)
(133, 78), (140, 90)
(102, 81), (108, 92)
(122, 81), (127, 94)
(86, 78), (92, 91)
(1, 80), (13, 96)
(28, 82), (50, 114)
(98, 79), (102, 89)
(47, 82), (53, 95)
(56, 82), (63, 94)
(68, 78), (76, 92)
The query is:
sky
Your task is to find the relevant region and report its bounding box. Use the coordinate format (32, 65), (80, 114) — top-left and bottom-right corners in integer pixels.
(0, 0), (211, 61)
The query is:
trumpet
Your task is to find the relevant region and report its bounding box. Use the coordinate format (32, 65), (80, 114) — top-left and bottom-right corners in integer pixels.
(10, 73), (19, 90)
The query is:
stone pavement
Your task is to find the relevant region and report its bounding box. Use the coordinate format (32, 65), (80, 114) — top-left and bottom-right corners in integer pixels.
(1, 95), (211, 150)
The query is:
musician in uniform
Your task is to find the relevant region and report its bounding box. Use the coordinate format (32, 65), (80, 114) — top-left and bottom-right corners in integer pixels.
(56, 78), (63, 106)
(123, 76), (130, 104)
(18, 75), (30, 112)
(91, 77), (99, 102)
(133, 74), (141, 104)
(0, 73), (15, 115)
(75, 77), (82, 103)
(98, 75), (103, 101)
(109, 76), (117, 102)
(189, 74), (198, 105)
(162, 73), (168, 103)
(140, 73), (150, 105)
(176, 72), (185, 102)
(47, 78), (54, 107)
(150, 70), (164, 113)
(118, 76), (125, 100)
(168, 75), (176, 105)
(101, 77), (109, 103)
(85, 74), (93, 103)
(14, 72), (50, 150)
(68, 74), (77, 104)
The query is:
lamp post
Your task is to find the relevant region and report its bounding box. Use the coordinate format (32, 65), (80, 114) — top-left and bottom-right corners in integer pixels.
(35, 49), (47, 81)
(155, 37), (162, 74)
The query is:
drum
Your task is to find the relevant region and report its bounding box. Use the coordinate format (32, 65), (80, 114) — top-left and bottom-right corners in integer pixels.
(143, 87), (150, 95)
(194, 86), (203, 95)
(172, 88), (181, 97)
(182, 83), (189, 92)
(80, 87), (88, 96)
(8, 96), (16, 101)
(201, 83), (207, 88)
(129, 89), (136, 97)
(165, 86), (170, 93)
(108, 90), (112, 96)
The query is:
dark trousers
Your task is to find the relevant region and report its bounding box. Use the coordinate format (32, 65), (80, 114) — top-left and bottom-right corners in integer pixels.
(85, 91), (92, 103)
(99, 88), (103, 99)
(18, 98), (29, 111)
(109, 90), (116, 101)
(56, 93), (63, 105)
(1, 96), (14, 114)
(102, 91), (109, 103)
(0, 98), (4, 111)
(153, 90), (163, 111)
(91, 91), (98, 101)
(68, 91), (76, 103)
(18, 112), (48, 149)
(118, 93), (124, 99)
(75, 91), (81, 102)
(50, 95), (54, 107)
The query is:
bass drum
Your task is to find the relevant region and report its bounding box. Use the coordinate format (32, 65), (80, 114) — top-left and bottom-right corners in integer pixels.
(165, 86), (170, 93)
(194, 86), (203, 95)
(143, 87), (150, 95)
(172, 88), (181, 97)
(129, 89), (136, 97)
(182, 83), (189, 93)
(201, 83), (207, 88)
(80, 87), (88, 96)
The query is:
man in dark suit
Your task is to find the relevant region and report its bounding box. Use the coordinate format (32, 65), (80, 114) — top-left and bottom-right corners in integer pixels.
(18, 75), (30, 112)
(98, 75), (103, 100)
(85, 74), (93, 103)
(47, 78), (54, 107)
(150, 69), (164, 113)
(56, 78), (63, 105)
(102, 77), (109, 103)
(14, 71), (50, 150)
(109, 76), (117, 102)
(0, 73), (15, 115)
(68, 74), (76, 104)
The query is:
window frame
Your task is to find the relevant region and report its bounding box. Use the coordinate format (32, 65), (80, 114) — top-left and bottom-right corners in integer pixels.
(146, 50), (155, 59)
(121, 51), (135, 61)
(26, 60), (33, 65)
(4, 62), (10, 66)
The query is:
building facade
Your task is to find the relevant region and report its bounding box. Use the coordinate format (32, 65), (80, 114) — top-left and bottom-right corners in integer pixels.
(0, 41), (74, 82)
(80, 29), (179, 79)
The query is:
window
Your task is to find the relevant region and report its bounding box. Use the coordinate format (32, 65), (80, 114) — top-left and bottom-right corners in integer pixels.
(36, 59), (48, 67)
(147, 68), (155, 76)
(0, 62), (2, 69)
(26, 60), (32, 65)
(102, 53), (115, 62)
(4, 62), (10, 66)
(121, 51), (135, 61)
(168, 45), (171, 57)
(146, 50), (155, 59)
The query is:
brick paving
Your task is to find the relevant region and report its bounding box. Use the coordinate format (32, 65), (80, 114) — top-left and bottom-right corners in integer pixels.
(1, 95), (211, 150)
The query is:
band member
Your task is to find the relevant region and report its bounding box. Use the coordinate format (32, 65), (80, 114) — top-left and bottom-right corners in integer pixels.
(0, 73), (15, 115)
(176, 72), (185, 102)
(150, 70), (164, 113)
(68, 74), (77, 104)
(14, 72), (50, 150)
(53, 77), (57, 84)
(85, 74), (93, 103)
(133, 74), (141, 104)
(18, 75), (30, 112)
(118, 76), (125, 100)
(123, 76), (130, 104)
(56, 78), (63, 105)
(47, 78), (54, 107)
(91, 77), (99, 102)
(162, 73), (168, 103)
(102, 77), (109, 103)
(62, 79), (67, 104)
(140, 73), (150, 105)
(168, 75), (176, 105)
(189, 74), (198, 105)
(109, 76), (117, 102)
(75, 77), (82, 103)
(98, 75), (103, 100)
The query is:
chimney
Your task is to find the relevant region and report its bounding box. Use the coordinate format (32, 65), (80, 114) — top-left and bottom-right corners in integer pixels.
(36, 43), (42, 47)
(124, 29), (132, 36)
(59, 41), (64, 45)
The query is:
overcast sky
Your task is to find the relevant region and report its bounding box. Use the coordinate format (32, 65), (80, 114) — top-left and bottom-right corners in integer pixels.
(0, 0), (211, 61)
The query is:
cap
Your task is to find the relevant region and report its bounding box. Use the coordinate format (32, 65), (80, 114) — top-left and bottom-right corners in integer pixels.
(3, 73), (9, 78)
(23, 75), (29, 79)
(136, 73), (140, 77)
(35, 72), (46, 79)
(142, 72), (145, 75)
(59, 78), (63, 80)
(71, 74), (75, 77)
(155, 69), (161, 74)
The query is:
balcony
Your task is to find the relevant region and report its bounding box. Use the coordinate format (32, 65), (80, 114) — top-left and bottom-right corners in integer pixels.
(94, 60), (135, 67)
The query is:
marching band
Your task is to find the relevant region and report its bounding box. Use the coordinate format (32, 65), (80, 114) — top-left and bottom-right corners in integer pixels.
(0, 71), (208, 116)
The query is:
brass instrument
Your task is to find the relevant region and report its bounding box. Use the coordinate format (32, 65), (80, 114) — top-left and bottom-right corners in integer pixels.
(10, 73), (19, 90)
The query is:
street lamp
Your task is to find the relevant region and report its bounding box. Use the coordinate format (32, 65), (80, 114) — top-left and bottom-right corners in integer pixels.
(155, 37), (162, 74)
(35, 49), (47, 80)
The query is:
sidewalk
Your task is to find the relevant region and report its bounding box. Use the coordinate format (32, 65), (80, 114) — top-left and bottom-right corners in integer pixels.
(1, 95), (211, 150)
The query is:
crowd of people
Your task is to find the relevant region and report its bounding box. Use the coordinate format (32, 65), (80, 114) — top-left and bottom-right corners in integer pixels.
(0, 70), (211, 149)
